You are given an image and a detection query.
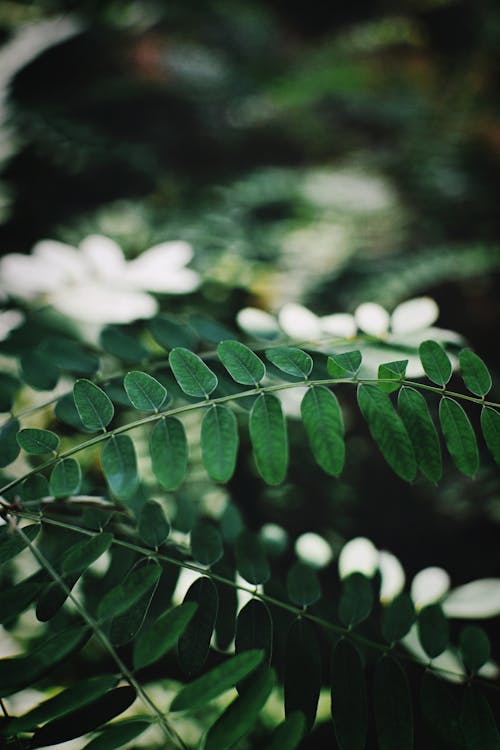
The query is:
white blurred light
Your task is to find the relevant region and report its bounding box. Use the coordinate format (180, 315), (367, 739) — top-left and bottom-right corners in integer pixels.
(402, 625), (465, 682)
(354, 302), (390, 337)
(378, 550), (405, 602)
(390, 297), (439, 335)
(236, 307), (280, 339)
(278, 303), (322, 339)
(0, 309), (24, 341)
(260, 523), (288, 555)
(338, 537), (378, 579)
(319, 313), (357, 338)
(410, 567), (450, 609)
(295, 532), (333, 569)
(443, 579), (500, 619)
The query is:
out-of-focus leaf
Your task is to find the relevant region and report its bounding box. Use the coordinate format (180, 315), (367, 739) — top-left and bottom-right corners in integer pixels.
(41, 338), (99, 375)
(235, 599), (273, 664)
(0, 373), (19, 412)
(21, 350), (59, 391)
(286, 561), (321, 607)
(138, 500), (170, 548)
(61, 533), (113, 576)
(148, 314), (199, 351)
(178, 577), (218, 676)
(0, 418), (20, 467)
(262, 712), (306, 750)
(101, 435), (139, 500)
(459, 626), (490, 674)
(418, 603), (449, 658)
(49, 458), (82, 498)
(331, 639), (367, 750)
(381, 593), (415, 644)
(373, 657), (413, 750)
(17, 427), (59, 455)
(0, 524), (40, 567)
(20, 473), (49, 503)
(420, 672), (463, 747)
(100, 325), (149, 362)
(461, 686), (500, 750)
(235, 531), (270, 585)
(191, 520), (223, 566)
(338, 573), (374, 628)
(284, 619), (321, 731)
(82, 719), (150, 750)
(133, 602), (198, 670)
(0, 579), (40, 625)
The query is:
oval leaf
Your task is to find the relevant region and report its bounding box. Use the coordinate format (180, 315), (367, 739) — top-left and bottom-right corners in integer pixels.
(0, 524), (40, 567)
(0, 580), (40, 625)
(0, 418), (20, 467)
(459, 626), (490, 674)
(100, 325), (149, 362)
(263, 712), (306, 750)
(235, 531), (270, 585)
(461, 686), (500, 750)
(61, 533), (113, 576)
(286, 561), (321, 607)
(459, 348), (492, 397)
(331, 639), (367, 750)
(21, 350), (59, 391)
(439, 397), (479, 477)
(284, 619), (321, 731)
(17, 428), (59, 455)
(265, 346), (312, 378)
(378, 360), (408, 394)
(101, 435), (139, 500)
(82, 719), (150, 750)
(20, 473), (49, 503)
(98, 563), (161, 622)
(373, 657), (413, 750)
(73, 379), (114, 431)
(49, 458), (82, 498)
(148, 314), (199, 351)
(398, 387), (442, 483)
(418, 603), (449, 659)
(419, 340), (452, 386)
(133, 602), (198, 670)
(138, 500), (170, 548)
(201, 404), (239, 483)
(124, 371), (167, 412)
(327, 350), (362, 378)
(217, 340), (265, 385)
(381, 593), (415, 644)
(169, 347), (218, 398)
(191, 521), (223, 566)
(249, 393), (288, 485)
(301, 385), (345, 476)
(178, 577), (218, 677)
(235, 599), (273, 664)
(150, 416), (187, 491)
(338, 572), (374, 628)
(481, 407), (500, 466)
(109, 575), (160, 647)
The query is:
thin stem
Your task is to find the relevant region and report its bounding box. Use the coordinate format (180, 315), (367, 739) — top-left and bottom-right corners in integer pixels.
(11, 511), (500, 692)
(1, 376), (498, 497)
(13, 522), (188, 750)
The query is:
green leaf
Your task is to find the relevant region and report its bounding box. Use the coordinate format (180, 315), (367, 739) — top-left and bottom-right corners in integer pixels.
(73, 379), (114, 431)
(301, 385), (345, 476)
(357, 384), (416, 482)
(235, 599), (273, 664)
(0, 418), (20, 467)
(20, 473), (49, 503)
(201, 404), (239, 483)
(49, 458), (82, 498)
(98, 563), (161, 621)
(150, 416), (187, 491)
(481, 407), (500, 466)
(178, 577), (218, 676)
(148, 314), (199, 351)
(418, 604), (449, 658)
(459, 348), (492, 397)
(191, 520), (223, 566)
(459, 626), (490, 674)
(138, 500), (170, 548)
(286, 561), (321, 606)
(338, 572), (374, 628)
(378, 359), (408, 393)
(265, 346), (312, 378)
(0, 579), (40, 625)
(82, 719), (150, 750)
(61, 532), (113, 576)
(133, 602), (198, 670)
(249, 393), (288, 485)
(36, 577), (78, 622)
(41, 338), (99, 375)
(398, 387), (442, 483)
(217, 340), (265, 385)
(420, 672), (463, 747)
(3, 675), (118, 734)
(327, 350), (362, 378)
(262, 712), (306, 750)
(124, 371), (167, 412)
(171, 650), (264, 711)
(16, 427), (59, 455)
(461, 686), (500, 750)
(330, 639), (367, 750)
(55, 393), (92, 432)
(0, 373), (19, 412)
(284, 619), (321, 731)
(381, 593), (415, 643)
(101, 435), (139, 500)
(235, 531), (270, 585)
(190, 315), (235, 344)
(109, 573), (160, 647)
(373, 657), (413, 750)
(21, 349), (59, 391)
(439, 397), (479, 477)
(31, 686), (136, 748)
(419, 339), (452, 386)
(203, 667), (275, 750)
(100, 325), (149, 362)
(169, 347), (218, 397)
(0, 524), (40, 567)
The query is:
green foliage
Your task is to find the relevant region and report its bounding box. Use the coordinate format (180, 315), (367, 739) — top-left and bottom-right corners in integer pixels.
(124, 371), (168, 412)
(249, 393), (288, 484)
(330, 639), (367, 750)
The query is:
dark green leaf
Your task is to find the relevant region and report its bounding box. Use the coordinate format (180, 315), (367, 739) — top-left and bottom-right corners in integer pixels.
(101, 434), (139, 500)
(481, 407), (500, 466)
(286, 561), (321, 607)
(201, 404), (239, 483)
(381, 593), (415, 643)
(190, 315), (235, 344)
(439, 397), (479, 477)
(420, 672), (463, 747)
(331, 639), (367, 750)
(0, 418), (20, 467)
(284, 619), (321, 731)
(419, 340), (452, 386)
(16, 427), (59, 455)
(217, 340), (265, 385)
(100, 325), (149, 362)
(73, 379), (114, 431)
(235, 531), (270, 585)
(339, 573), (374, 628)
(214, 560), (237, 650)
(357, 384), (416, 481)
(235, 599), (273, 664)
(36, 577), (78, 622)
(20, 473), (49, 503)
(262, 712), (306, 750)
(98, 563), (161, 621)
(148, 314), (199, 351)
(459, 349), (492, 397)
(373, 657), (413, 750)
(40, 338), (99, 375)
(327, 351), (362, 378)
(133, 602), (198, 670)
(82, 719), (150, 750)
(21, 350), (59, 391)
(398, 387), (442, 483)
(169, 347), (218, 397)
(31, 686), (136, 748)
(265, 346), (312, 378)
(61, 532), (113, 576)
(55, 393), (91, 432)
(171, 650), (264, 711)
(124, 371), (167, 412)
(0, 524), (40, 567)
(49, 458), (82, 497)
(178, 577), (218, 676)
(204, 667), (275, 750)
(461, 686), (500, 750)
(301, 385), (345, 476)
(138, 500), (170, 548)
(109, 571), (160, 646)
(0, 579), (40, 625)
(191, 520), (223, 566)
(459, 626), (490, 674)
(150, 416), (187, 491)
(418, 604), (449, 658)
(0, 373), (20, 412)
(378, 359), (408, 393)
(249, 393), (288, 485)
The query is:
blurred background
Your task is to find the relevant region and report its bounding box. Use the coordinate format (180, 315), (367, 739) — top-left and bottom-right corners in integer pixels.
(0, 0), (499, 747)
